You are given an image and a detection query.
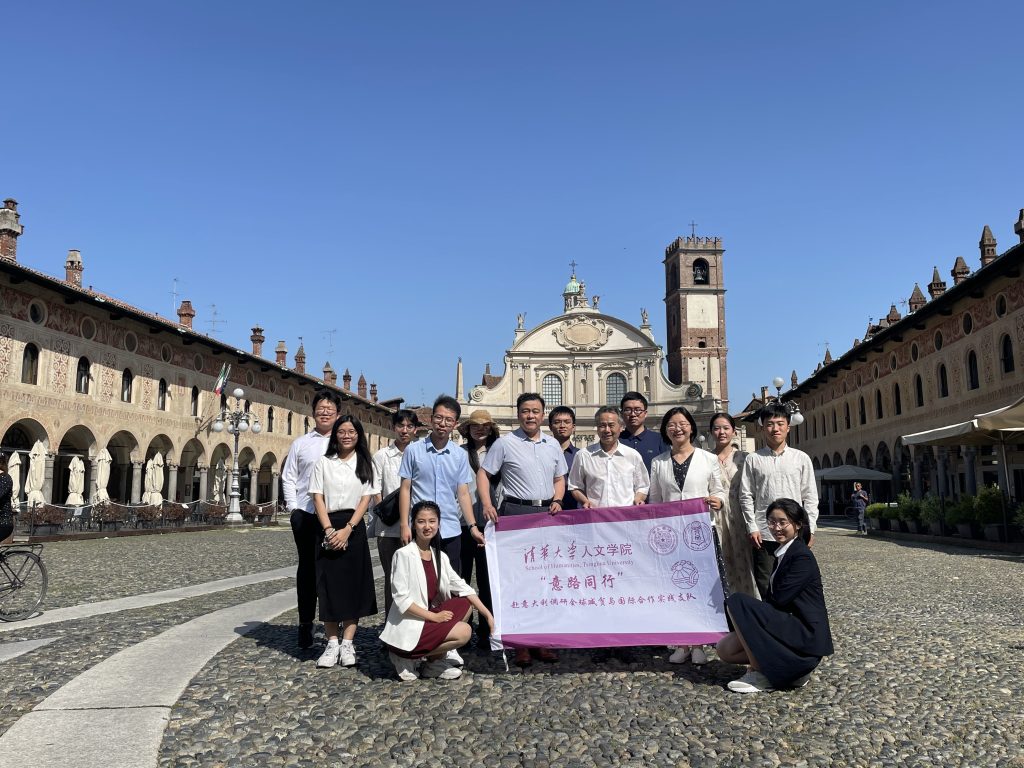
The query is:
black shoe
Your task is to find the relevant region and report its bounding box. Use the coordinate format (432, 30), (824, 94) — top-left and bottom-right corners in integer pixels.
(615, 647), (636, 664)
(298, 623), (314, 649)
(592, 649), (611, 663)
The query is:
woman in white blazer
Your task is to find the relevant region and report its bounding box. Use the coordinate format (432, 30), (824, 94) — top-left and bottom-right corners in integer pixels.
(648, 407), (726, 666)
(380, 500), (494, 681)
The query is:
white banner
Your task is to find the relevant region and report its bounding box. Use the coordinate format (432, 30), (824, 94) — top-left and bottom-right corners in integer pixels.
(485, 499), (728, 649)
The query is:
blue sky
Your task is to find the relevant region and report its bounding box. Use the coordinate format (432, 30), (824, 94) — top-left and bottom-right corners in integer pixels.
(6, 1), (1023, 409)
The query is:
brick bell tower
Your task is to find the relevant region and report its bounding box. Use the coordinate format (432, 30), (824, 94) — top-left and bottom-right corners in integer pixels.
(663, 232), (729, 409)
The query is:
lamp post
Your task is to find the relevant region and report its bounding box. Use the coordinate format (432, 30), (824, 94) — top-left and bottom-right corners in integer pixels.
(772, 376), (805, 427)
(211, 387), (262, 523)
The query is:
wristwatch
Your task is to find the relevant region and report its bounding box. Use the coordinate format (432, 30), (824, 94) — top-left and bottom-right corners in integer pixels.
(471, 522), (483, 531)
(551, 498), (563, 507)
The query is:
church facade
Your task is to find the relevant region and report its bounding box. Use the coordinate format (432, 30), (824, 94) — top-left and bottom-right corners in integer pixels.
(461, 235), (731, 445)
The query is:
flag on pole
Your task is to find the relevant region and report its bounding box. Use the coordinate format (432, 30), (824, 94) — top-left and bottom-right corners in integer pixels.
(213, 363), (231, 395)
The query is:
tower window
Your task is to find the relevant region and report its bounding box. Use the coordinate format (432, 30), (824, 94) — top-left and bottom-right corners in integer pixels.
(76, 357), (91, 394)
(121, 369), (134, 402)
(966, 351), (980, 390)
(191, 386), (200, 416)
(21, 343), (39, 385)
(158, 378), (168, 410)
(542, 374), (563, 407)
(915, 375), (924, 407)
(605, 372), (627, 406)
(1000, 334), (1015, 374)
(693, 259), (709, 285)
(938, 365), (949, 398)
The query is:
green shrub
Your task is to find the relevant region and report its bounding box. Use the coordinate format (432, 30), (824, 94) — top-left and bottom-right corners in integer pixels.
(896, 492), (922, 522)
(920, 495), (943, 523)
(865, 503), (888, 519)
(944, 496), (976, 525)
(1015, 504), (1024, 529)
(975, 485), (1005, 525)
(881, 505), (902, 521)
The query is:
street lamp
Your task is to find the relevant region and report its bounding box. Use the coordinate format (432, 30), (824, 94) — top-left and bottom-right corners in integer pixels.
(211, 387), (262, 523)
(771, 376), (805, 427)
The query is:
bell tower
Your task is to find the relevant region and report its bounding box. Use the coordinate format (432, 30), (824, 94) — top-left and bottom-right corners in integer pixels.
(663, 232), (729, 408)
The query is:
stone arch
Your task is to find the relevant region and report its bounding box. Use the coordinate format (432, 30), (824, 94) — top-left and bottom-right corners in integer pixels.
(845, 448), (857, 466)
(178, 438), (206, 503)
(54, 425), (98, 505)
(145, 434), (176, 463)
(208, 442), (232, 502)
(1, 418), (52, 505)
(832, 452), (843, 467)
(859, 444), (874, 469)
(812, 456), (821, 470)
(894, 438), (911, 495)
(821, 454), (832, 469)
(257, 451), (279, 504)
(106, 429), (141, 503)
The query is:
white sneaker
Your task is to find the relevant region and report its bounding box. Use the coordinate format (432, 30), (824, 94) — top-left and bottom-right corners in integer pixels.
(668, 646), (691, 664)
(727, 669), (773, 693)
(316, 640), (340, 668)
(690, 646), (708, 665)
(445, 649), (465, 667)
(389, 652), (420, 682)
(339, 640), (356, 667)
(422, 658), (463, 680)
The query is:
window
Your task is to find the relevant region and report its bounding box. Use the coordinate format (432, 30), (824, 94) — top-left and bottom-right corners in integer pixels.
(938, 365), (949, 398)
(966, 351), (980, 390)
(1000, 334), (1015, 374)
(893, 383), (902, 415)
(244, 399), (251, 413)
(542, 374), (563, 407)
(844, 403), (851, 430)
(605, 372), (627, 406)
(831, 409), (837, 434)
(911, 343), (919, 362)
(875, 390), (883, 420)
(267, 407), (275, 433)
(934, 331), (943, 351)
(303, 417), (310, 433)
(287, 412), (293, 436)
(915, 375), (924, 407)
(858, 397), (866, 425)
(157, 378), (168, 410)
(191, 386), (200, 417)
(76, 357), (90, 394)
(962, 314), (974, 335)
(692, 259), (709, 285)
(996, 295), (1007, 317)
(220, 392), (227, 409)
(21, 343), (39, 385)
(121, 369), (133, 402)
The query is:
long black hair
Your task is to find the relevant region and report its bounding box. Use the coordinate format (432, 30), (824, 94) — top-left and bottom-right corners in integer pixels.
(411, 500), (443, 578)
(766, 497), (812, 543)
(463, 426), (500, 473)
(324, 415), (374, 485)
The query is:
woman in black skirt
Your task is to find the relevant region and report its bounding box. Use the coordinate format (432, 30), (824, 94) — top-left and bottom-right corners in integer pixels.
(309, 416), (380, 668)
(716, 498), (833, 693)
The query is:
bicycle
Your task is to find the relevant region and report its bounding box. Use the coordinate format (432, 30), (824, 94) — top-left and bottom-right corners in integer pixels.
(0, 543), (48, 621)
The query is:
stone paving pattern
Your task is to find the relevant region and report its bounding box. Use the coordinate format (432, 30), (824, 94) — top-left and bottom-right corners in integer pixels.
(3, 526), (1023, 767)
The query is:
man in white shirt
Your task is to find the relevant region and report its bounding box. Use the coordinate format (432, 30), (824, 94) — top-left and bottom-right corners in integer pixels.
(281, 390), (341, 649)
(739, 403), (819, 599)
(568, 406), (650, 508)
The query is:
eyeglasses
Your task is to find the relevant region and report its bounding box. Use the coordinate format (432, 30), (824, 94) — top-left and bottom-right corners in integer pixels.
(314, 409), (337, 417)
(622, 407), (646, 415)
(432, 415), (457, 426)
(766, 519), (793, 529)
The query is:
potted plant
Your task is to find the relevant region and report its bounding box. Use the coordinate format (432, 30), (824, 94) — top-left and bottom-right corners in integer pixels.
(162, 501), (190, 526)
(865, 502), (889, 531)
(25, 503), (67, 534)
(240, 501), (259, 522)
(975, 485), (1007, 542)
(881, 503), (903, 532)
(93, 502), (127, 530)
(919, 495), (946, 536)
(897, 493), (924, 534)
(944, 495), (979, 538)
(134, 504), (162, 528)
(204, 503), (228, 524)
(1014, 505), (1024, 542)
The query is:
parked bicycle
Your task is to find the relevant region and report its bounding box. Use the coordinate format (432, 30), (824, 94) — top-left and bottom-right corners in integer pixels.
(0, 543), (48, 621)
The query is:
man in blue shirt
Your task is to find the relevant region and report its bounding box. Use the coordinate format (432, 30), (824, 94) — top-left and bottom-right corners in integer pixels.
(399, 394), (485, 574)
(618, 391), (668, 473)
(548, 405), (579, 511)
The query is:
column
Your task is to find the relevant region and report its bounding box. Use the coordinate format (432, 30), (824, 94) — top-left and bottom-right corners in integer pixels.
(249, 469), (259, 505)
(167, 463), (179, 503)
(198, 464), (209, 502)
(912, 452), (923, 500)
(963, 447), (978, 497)
(43, 453), (55, 504)
(271, 471), (280, 505)
(90, 456), (101, 503)
(131, 461), (144, 504)
(936, 449), (949, 500)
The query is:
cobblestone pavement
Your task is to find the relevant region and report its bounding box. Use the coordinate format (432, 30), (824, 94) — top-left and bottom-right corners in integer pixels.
(4, 526), (1023, 767)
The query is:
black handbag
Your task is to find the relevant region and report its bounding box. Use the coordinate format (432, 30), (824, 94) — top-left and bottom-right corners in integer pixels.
(376, 488), (400, 526)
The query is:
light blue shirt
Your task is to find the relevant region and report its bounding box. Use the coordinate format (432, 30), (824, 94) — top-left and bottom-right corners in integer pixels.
(481, 428), (568, 501)
(399, 436), (472, 540)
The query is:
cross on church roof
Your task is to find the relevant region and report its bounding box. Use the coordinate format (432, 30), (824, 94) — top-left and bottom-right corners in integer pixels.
(569, 259), (577, 276)
(689, 220), (698, 238)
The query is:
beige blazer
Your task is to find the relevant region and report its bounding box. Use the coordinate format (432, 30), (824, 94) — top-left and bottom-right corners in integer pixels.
(378, 542), (476, 651)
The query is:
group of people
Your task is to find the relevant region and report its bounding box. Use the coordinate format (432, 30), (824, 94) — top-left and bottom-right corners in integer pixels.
(280, 387), (833, 693)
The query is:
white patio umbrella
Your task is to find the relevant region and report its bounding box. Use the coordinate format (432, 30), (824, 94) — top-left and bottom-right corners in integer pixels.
(814, 465), (893, 482)
(212, 460), (226, 504)
(25, 441), (47, 507)
(92, 448), (111, 503)
(66, 455), (86, 505)
(143, 453), (165, 506)
(8, 451), (21, 507)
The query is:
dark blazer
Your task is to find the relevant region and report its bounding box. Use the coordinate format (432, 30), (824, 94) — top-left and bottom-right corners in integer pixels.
(767, 537), (834, 657)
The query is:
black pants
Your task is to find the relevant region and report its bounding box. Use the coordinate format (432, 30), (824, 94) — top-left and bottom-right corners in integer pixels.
(377, 535), (402, 618)
(290, 509), (320, 624)
(752, 539), (781, 600)
(440, 533), (462, 575)
(459, 525), (492, 640)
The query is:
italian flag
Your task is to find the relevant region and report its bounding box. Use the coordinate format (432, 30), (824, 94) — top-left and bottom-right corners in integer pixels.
(213, 363), (231, 395)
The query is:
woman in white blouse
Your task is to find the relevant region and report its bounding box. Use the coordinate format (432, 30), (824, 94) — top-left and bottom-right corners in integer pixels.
(309, 416), (380, 669)
(380, 501), (494, 681)
(648, 406), (726, 666)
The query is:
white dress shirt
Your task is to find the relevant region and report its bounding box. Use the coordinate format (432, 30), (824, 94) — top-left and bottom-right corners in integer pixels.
(568, 442), (650, 507)
(371, 442), (405, 537)
(739, 445), (819, 538)
(308, 454), (379, 511)
(280, 430), (330, 513)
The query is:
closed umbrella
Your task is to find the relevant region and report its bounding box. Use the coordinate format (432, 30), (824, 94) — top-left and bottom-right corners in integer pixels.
(151, 452), (165, 506)
(25, 441), (46, 507)
(212, 460), (226, 504)
(66, 455), (86, 505)
(8, 451), (21, 507)
(92, 448), (111, 503)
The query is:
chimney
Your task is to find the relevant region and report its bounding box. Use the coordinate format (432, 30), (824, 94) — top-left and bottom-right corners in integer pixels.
(790, 370), (798, 389)
(357, 373), (367, 399)
(65, 249), (83, 286)
(823, 347), (833, 364)
(979, 225), (997, 267)
(886, 304), (901, 325)
(250, 326), (265, 356)
(760, 385), (769, 403)
(343, 368), (352, 391)
(323, 362), (336, 385)
(370, 382), (378, 402)
(0, 199), (24, 261)
(177, 300), (196, 329)
(294, 343), (306, 374)
(275, 340), (287, 366)
(1015, 209), (1024, 244)
(927, 267), (946, 300)
(950, 257), (970, 285)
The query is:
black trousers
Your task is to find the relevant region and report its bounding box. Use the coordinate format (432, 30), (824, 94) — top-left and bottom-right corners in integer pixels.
(440, 533), (462, 575)
(752, 539), (781, 600)
(290, 509), (320, 624)
(459, 525), (492, 640)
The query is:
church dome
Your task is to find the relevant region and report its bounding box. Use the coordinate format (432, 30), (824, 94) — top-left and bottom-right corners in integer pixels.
(563, 275), (581, 294)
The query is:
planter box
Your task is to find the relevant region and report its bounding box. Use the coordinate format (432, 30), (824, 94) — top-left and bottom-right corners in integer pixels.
(868, 517), (886, 531)
(927, 521), (948, 536)
(955, 522), (982, 539)
(983, 524), (1009, 543)
(904, 520), (926, 534)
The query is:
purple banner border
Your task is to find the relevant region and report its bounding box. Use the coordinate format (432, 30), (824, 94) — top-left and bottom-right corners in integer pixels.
(497, 631), (728, 649)
(493, 499), (709, 533)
